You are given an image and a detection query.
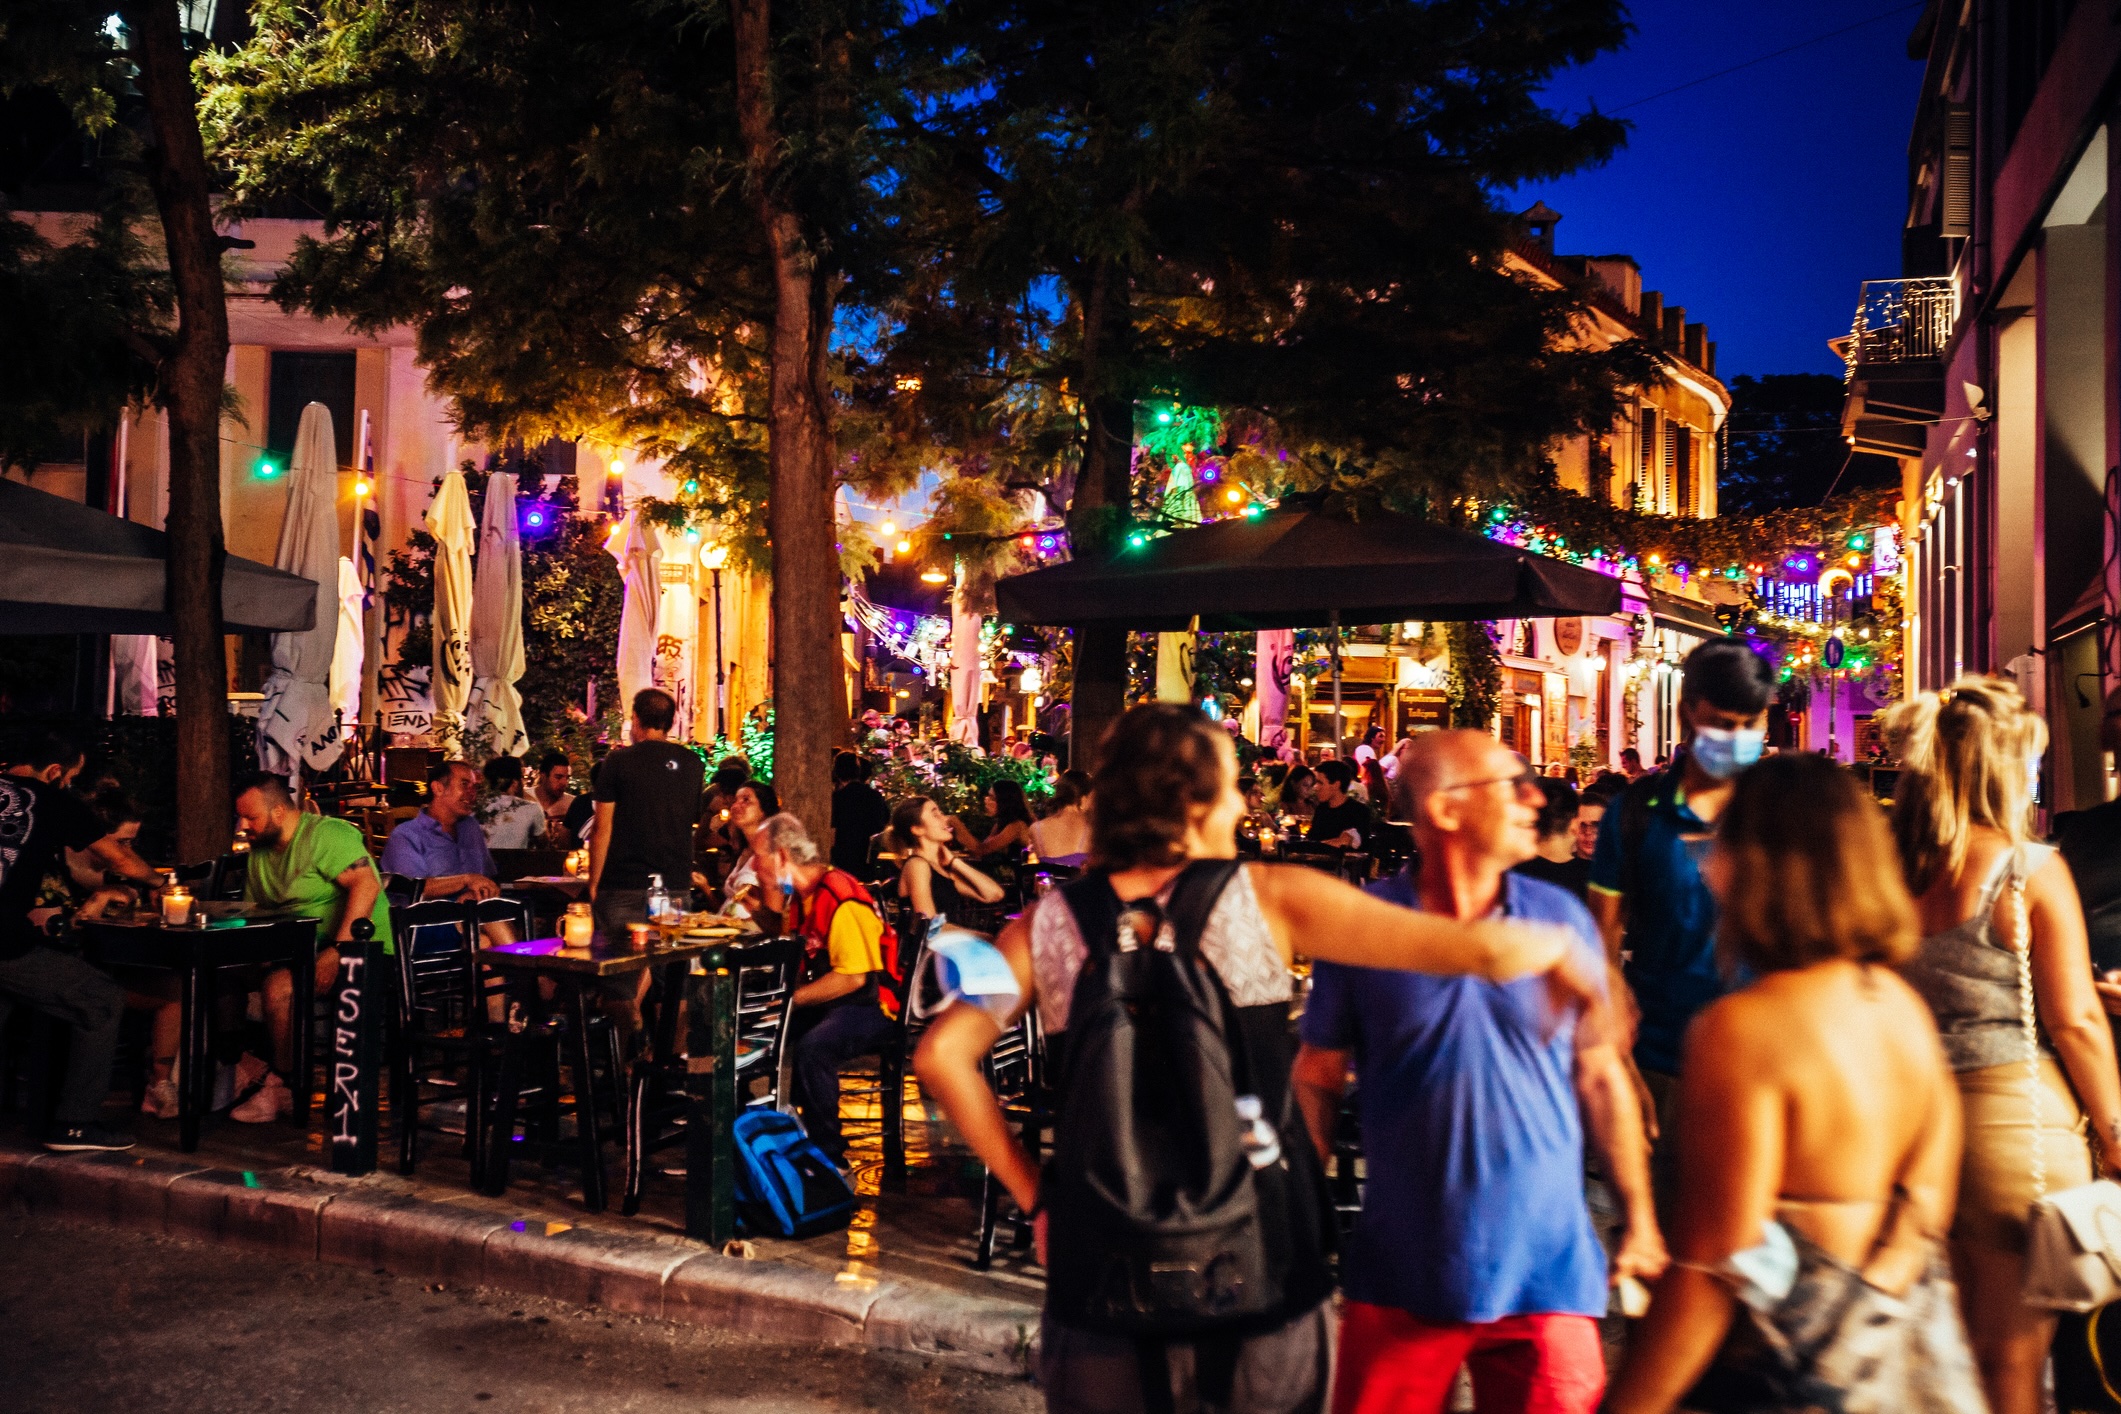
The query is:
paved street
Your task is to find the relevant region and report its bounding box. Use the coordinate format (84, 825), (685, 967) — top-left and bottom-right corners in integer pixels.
(1, 1213), (1041, 1414)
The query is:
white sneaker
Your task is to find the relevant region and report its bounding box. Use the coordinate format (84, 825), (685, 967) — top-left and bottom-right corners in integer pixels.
(230, 1074), (292, 1123)
(141, 1078), (181, 1119)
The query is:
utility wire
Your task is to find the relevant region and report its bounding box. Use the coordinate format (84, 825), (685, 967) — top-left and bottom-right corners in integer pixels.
(1605, 1), (1928, 115)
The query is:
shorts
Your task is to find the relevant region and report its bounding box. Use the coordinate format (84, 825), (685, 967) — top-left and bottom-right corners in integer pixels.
(1331, 1302), (1603, 1414)
(1040, 1302), (1330, 1414)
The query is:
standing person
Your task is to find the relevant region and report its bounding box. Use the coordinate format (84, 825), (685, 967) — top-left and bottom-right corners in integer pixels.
(892, 796), (1004, 921)
(1881, 678), (2121, 1414)
(1605, 755), (1978, 1414)
(1029, 769), (1093, 868)
(829, 750), (891, 874)
(0, 732), (158, 1151)
(2056, 684), (2121, 985)
(381, 760), (502, 902)
(1572, 785), (1612, 867)
(478, 755), (547, 850)
(1618, 748), (1645, 782)
(914, 704), (1603, 1414)
(587, 690), (705, 1037)
(1513, 777), (1588, 901)
(532, 749), (595, 848)
(235, 770), (393, 1123)
(1587, 639), (1775, 1208)
(1306, 759), (1373, 848)
(749, 812), (900, 1166)
(1297, 732), (1662, 1414)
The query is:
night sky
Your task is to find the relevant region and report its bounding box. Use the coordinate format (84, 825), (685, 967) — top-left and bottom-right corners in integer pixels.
(1501, 0), (1929, 379)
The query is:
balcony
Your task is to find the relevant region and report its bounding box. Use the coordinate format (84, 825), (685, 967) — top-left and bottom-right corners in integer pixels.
(1836, 278), (1957, 459)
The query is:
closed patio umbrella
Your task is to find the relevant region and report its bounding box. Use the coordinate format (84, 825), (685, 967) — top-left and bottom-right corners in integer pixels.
(258, 403), (346, 778)
(426, 469), (476, 755)
(606, 508), (662, 737)
(467, 471), (529, 758)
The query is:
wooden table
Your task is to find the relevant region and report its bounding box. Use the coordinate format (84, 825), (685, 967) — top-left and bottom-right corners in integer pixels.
(478, 933), (718, 1212)
(78, 913), (322, 1152)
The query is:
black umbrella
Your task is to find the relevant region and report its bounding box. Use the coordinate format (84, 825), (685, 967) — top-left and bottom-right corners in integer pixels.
(994, 502), (1621, 753)
(0, 476), (318, 635)
(994, 502), (1620, 630)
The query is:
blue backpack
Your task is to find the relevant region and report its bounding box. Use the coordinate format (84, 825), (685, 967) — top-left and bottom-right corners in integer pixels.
(730, 1109), (857, 1239)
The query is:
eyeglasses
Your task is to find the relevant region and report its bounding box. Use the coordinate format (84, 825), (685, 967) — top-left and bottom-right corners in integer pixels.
(1438, 763), (1540, 794)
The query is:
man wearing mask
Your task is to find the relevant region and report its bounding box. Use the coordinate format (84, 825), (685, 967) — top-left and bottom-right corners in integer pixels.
(1586, 639), (1773, 1214)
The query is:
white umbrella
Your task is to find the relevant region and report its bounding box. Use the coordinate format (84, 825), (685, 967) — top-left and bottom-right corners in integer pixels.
(330, 556), (363, 727)
(258, 403), (346, 778)
(467, 471), (529, 757)
(426, 469), (476, 756)
(606, 509), (661, 739)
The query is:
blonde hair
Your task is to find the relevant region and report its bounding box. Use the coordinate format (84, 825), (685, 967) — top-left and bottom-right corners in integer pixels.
(1877, 675), (2046, 895)
(1716, 754), (1917, 972)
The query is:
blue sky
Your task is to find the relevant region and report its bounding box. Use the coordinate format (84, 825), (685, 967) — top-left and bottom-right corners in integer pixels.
(1501, 0), (1930, 378)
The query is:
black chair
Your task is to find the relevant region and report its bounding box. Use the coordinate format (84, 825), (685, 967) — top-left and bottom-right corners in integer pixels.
(620, 936), (802, 1215)
(876, 901), (942, 1185)
(974, 1005), (1047, 1268)
(389, 898), (493, 1176)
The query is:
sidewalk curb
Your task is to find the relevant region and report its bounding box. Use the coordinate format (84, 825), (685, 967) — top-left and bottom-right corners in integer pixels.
(0, 1144), (1039, 1377)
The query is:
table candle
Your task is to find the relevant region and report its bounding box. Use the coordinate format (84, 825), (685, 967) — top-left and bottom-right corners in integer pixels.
(627, 922), (654, 952)
(562, 903), (594, 946)
(161, 887), (192, 926)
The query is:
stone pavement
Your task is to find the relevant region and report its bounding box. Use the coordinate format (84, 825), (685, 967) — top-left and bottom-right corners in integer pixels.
(0, 1067), (1044, 1376)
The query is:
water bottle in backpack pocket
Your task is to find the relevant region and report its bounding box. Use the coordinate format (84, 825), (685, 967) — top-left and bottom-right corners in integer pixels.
(729, 1109), (858, 1239)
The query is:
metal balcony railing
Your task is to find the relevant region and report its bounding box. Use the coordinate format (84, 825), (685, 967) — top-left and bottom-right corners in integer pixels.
(1846, 278), (1958, 368)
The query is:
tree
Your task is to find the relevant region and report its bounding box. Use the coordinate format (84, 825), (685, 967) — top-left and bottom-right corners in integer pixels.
(3, 3), (233, 859)
(208, 0), (902, 832)
(883, 0), (1656, 763)
(1719, 373), (1899, 515)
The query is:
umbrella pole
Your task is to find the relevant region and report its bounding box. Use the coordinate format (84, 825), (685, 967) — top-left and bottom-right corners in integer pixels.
(1329, 609), (1343, 759)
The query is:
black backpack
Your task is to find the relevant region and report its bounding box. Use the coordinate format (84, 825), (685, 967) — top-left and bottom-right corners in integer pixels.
(1042, 859), (1332, 1336)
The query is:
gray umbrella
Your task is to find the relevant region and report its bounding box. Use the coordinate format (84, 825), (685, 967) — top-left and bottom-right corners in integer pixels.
(0, 476), (316, 635)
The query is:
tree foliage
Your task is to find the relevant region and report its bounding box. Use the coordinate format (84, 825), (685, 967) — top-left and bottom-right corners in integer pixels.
(1719, 373), (1898, 515)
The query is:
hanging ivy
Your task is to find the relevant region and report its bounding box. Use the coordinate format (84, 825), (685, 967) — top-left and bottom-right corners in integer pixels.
(1447, 621), (1502, 729)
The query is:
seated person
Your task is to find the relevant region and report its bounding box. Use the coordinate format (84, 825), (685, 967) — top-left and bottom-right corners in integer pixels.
(1282, 763), (1318, 820)
(1306, 759), (1374, 849)
(751, 812), (898, 1167)
(532, 749), (595, 848)
(708, 779), (782, 930)
(0, 734), (160, 1151)
(950, 779), (1034, 860)
(234, 770), (393, 1123)
(695, 758), (754, 859)
(1026, 770), (1092, 868)
(382, 760), (502, 903)
(891, 796), (1004, 921)
(478, 754), (546, 850)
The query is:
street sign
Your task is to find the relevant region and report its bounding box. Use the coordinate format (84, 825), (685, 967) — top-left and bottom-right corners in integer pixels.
(1824, 636), (1846, 669)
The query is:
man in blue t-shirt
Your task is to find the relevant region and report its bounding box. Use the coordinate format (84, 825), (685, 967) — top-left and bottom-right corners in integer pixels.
(1296, 730), (1662, 1414)
(1586, 638), (1775, 1213)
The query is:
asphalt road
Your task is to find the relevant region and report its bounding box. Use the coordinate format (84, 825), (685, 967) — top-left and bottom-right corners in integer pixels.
(1, 1213), (1042, 1413)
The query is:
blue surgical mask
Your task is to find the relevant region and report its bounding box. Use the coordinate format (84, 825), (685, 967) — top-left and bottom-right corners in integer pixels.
(1692, 725), (1765, 780)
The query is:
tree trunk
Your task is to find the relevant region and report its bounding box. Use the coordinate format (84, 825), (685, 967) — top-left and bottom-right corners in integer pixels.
(732, 0), (844, 842)
(126, 3), (231, 862)
(1064, 261), (1135, 771)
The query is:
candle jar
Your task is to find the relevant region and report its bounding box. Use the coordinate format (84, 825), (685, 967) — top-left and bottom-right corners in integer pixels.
(161, 886), (193, 927)
(627, 922), (654, 952)
(562, 902), (594, 947)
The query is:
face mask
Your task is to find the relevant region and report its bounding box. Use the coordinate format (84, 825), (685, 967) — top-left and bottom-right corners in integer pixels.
(1691, 726), (1765, 780)
(777, 868), (798, 899)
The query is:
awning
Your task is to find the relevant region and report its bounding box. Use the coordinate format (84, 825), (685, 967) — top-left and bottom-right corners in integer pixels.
(0, 476), (318, 635)
(995, 502), (1621, 630)
(1646, 587), (1726, 640)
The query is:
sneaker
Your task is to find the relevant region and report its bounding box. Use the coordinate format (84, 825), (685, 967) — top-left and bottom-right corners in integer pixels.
(141, 1078), (181, 1119)
(44, 1123), (137, 1153)
(230, 1073), (292, 1124)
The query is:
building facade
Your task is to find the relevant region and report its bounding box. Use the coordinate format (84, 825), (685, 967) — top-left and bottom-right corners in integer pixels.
(1844, 0), (2121, 811)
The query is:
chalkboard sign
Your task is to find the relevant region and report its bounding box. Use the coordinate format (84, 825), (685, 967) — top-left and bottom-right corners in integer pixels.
(329, 918), (383, 1175)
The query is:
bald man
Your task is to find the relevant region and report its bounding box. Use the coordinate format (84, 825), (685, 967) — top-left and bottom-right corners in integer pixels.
(1295, 731), (1663, 1414)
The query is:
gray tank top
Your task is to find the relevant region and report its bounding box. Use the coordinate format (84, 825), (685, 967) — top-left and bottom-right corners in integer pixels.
(1901, 845), (2052, 1073)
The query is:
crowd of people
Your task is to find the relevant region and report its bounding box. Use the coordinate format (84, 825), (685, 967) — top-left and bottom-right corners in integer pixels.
(14, 643), (2121, 1412)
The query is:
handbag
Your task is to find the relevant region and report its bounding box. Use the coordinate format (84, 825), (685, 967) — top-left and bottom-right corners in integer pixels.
(2012, 852), (2121, 1312)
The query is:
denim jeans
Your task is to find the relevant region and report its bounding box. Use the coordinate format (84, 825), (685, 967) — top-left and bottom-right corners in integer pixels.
(789, 998), (896, 1162)
(0, 944), (125, 1128)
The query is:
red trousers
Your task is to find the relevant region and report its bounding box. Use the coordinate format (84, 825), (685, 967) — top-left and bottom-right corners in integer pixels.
(1331, 1301), (1604, 1414)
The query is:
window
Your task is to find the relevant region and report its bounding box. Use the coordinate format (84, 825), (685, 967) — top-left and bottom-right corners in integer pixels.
(266, 351), (358, 473)
(1675, 425), (1696, 516)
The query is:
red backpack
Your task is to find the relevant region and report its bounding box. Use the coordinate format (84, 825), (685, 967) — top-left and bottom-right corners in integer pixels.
(800, 869), (908, 1020)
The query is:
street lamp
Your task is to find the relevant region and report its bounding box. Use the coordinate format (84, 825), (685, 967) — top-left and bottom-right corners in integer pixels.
(700, 542), (729, 738)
